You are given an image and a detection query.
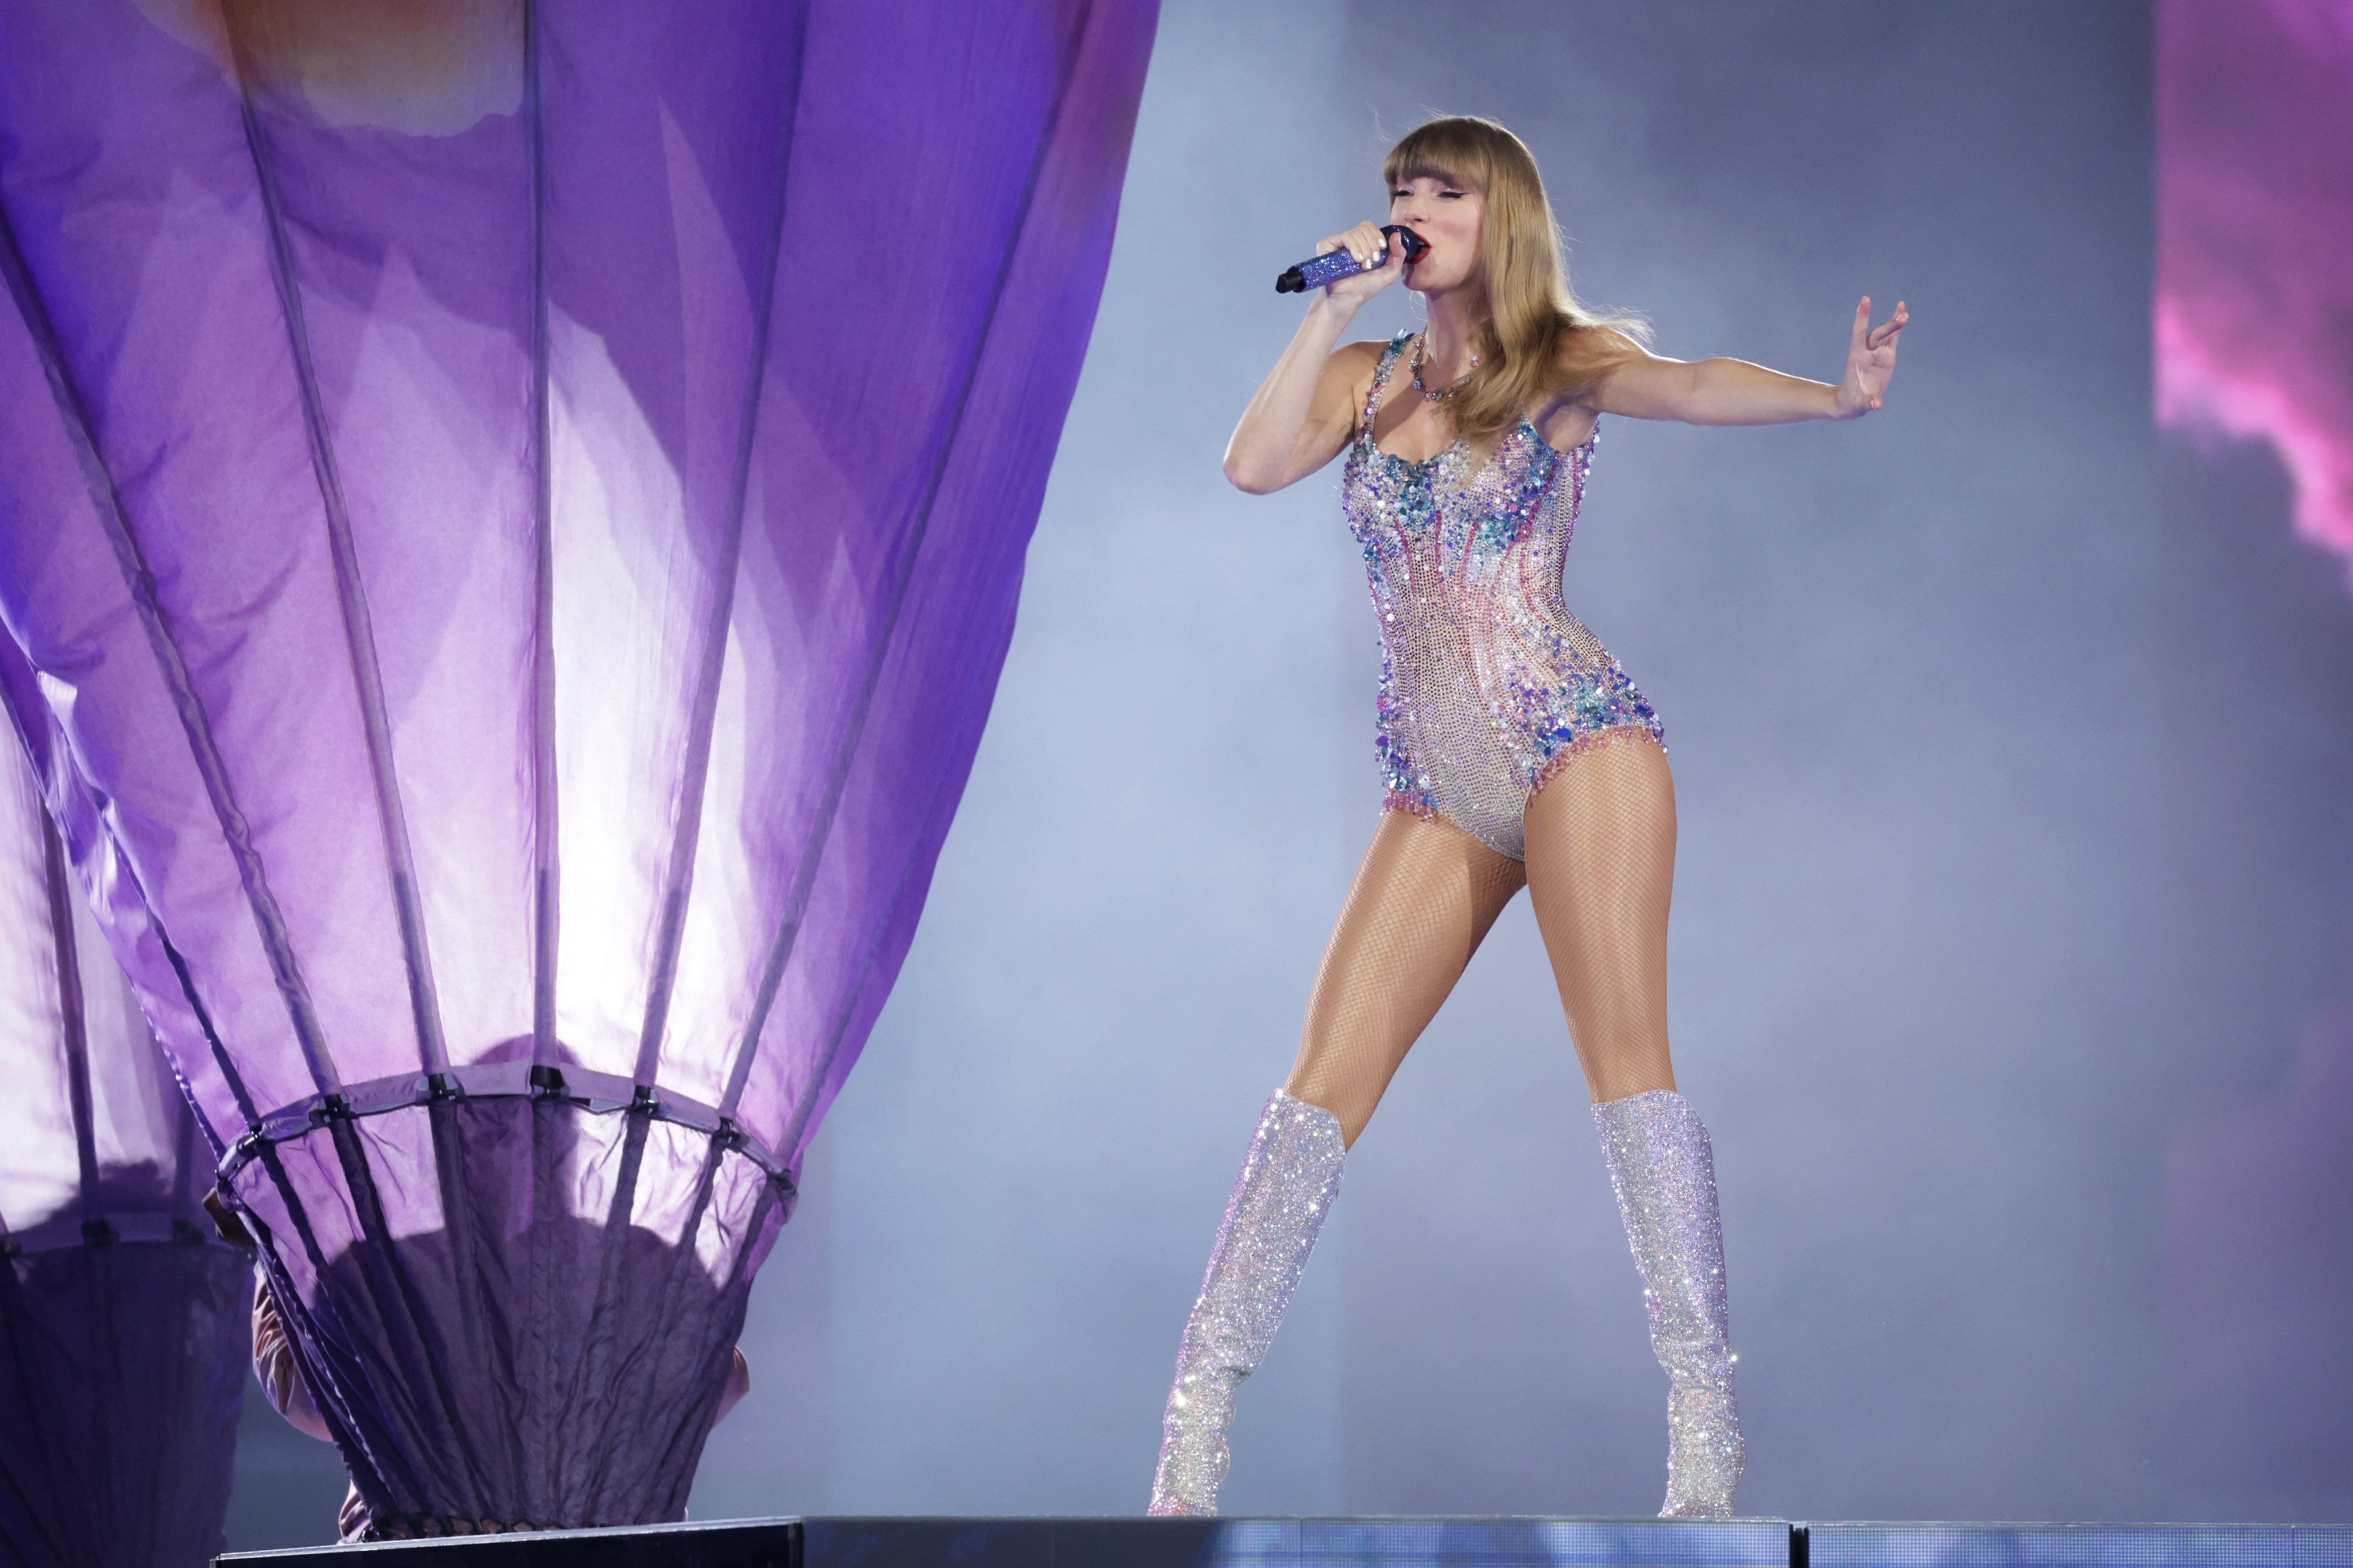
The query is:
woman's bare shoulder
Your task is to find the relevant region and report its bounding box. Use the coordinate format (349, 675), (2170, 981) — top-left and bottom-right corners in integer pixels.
(1319, 337), (1395, 408)
(1554, 325), (1649, 374)
(1529, 327), (1646, 443)
(1551, 325), (1655, 413)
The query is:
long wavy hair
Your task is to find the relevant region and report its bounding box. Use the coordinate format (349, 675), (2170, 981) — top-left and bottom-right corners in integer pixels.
(1383, 116), (1649, 446)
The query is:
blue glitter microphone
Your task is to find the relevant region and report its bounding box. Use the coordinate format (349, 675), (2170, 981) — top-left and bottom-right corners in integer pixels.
(1274, 225), (1428, 294)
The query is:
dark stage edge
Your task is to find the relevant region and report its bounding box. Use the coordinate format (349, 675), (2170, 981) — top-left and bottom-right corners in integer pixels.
(217, 1517), (2353, 1568)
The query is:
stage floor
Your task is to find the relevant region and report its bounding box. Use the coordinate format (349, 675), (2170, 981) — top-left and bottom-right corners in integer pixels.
(218, 1516), (2353, 1568)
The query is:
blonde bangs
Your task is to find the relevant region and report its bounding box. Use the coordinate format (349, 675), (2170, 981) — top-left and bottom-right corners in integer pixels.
(1381, 120), (1494, 194)
(1382, 116), (1649, 446)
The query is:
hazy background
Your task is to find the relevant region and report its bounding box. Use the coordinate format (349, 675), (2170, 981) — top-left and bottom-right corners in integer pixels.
(230, 0), (2353, 1540)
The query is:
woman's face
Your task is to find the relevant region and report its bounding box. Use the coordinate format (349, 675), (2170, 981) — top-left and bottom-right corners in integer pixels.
(1388, 173), (1483, 296)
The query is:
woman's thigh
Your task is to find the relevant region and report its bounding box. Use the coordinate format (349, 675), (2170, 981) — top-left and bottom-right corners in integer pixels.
(1286, 809), (1526, 1146)
(1522, 735), (1679, 1103)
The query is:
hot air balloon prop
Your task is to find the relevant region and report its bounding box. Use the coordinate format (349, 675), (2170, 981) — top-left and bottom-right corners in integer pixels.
(0, 0), (1153, 1537)
(0, 644), (250, 1568)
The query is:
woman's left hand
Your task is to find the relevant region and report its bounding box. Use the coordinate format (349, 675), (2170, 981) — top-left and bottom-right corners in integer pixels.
(1833, 295), (1907, 418)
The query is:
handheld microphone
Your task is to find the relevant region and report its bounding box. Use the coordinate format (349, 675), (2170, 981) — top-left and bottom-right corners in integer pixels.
(1274, 225), (1428, 294)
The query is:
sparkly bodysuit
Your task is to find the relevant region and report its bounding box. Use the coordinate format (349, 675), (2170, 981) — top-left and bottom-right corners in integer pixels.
(1344, 331), (1665, 860)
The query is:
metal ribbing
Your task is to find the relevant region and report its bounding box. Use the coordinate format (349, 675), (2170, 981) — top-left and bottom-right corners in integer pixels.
(630, 0), (811, 1088)
(526, 0), (560, 1061)
(133, 870), (261, 1134)
(214, 1067), (794, 1194)
(324, 1113), (493, 1509)
(0, 203), (341, 1098)
(244, 1163), (435, 1509)
(716, 0), (1100, 1121)
(37, 810), (102, 1225)
(230, 51), (449, 1077)
(169, 1090), (199, 1217)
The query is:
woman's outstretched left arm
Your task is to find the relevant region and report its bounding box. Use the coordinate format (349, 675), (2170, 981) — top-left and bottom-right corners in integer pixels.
(1588, 296), (1908, 425)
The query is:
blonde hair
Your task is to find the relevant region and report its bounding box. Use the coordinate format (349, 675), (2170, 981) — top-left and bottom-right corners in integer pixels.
(1383, 116), (1648, 446)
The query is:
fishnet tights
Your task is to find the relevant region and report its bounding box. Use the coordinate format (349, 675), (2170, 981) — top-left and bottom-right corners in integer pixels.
(1286, 734), (1678, 1148)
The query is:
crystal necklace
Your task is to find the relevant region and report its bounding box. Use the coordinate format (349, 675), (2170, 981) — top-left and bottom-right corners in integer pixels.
(1409, 332), (1479, 402)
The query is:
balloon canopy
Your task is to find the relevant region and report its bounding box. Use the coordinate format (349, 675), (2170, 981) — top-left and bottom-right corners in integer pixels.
(0, 640), (249, 1568)
(0, 0), (1153, 1534)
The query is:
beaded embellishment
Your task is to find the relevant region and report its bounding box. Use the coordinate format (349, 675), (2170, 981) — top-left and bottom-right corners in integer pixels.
(1343, 331), (1664, 860)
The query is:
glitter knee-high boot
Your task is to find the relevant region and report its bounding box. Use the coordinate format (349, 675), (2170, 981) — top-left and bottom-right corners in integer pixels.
(1594, 1090), (1745, 1517)
(1148, 1090), (1346, 1516)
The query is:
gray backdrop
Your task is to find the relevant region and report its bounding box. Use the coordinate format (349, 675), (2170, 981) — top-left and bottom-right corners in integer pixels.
(230, 0), (2353, 1543)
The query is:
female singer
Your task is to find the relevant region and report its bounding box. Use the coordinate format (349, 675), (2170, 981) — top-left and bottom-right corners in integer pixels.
(1147, 115), (1905, 1519)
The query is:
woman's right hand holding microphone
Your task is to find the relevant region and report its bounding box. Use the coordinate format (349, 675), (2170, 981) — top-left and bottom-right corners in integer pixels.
(1310, 220), (1406, 314)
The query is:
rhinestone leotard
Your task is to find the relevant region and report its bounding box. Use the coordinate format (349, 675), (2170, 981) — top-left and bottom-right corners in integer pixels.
(1343, 331), (1665, 860)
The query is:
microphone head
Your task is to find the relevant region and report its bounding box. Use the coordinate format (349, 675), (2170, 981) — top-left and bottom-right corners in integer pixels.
(1382, 225), (1429, 262)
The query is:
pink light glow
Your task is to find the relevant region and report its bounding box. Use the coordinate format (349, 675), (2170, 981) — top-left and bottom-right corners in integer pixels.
(2156, 0), (2353, 576)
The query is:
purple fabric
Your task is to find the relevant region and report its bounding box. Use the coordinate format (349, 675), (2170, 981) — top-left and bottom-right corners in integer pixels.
(0, 642), (249, 1568)
(0, 0), (1153, 1530)
(0, 1245), (250, 1568)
